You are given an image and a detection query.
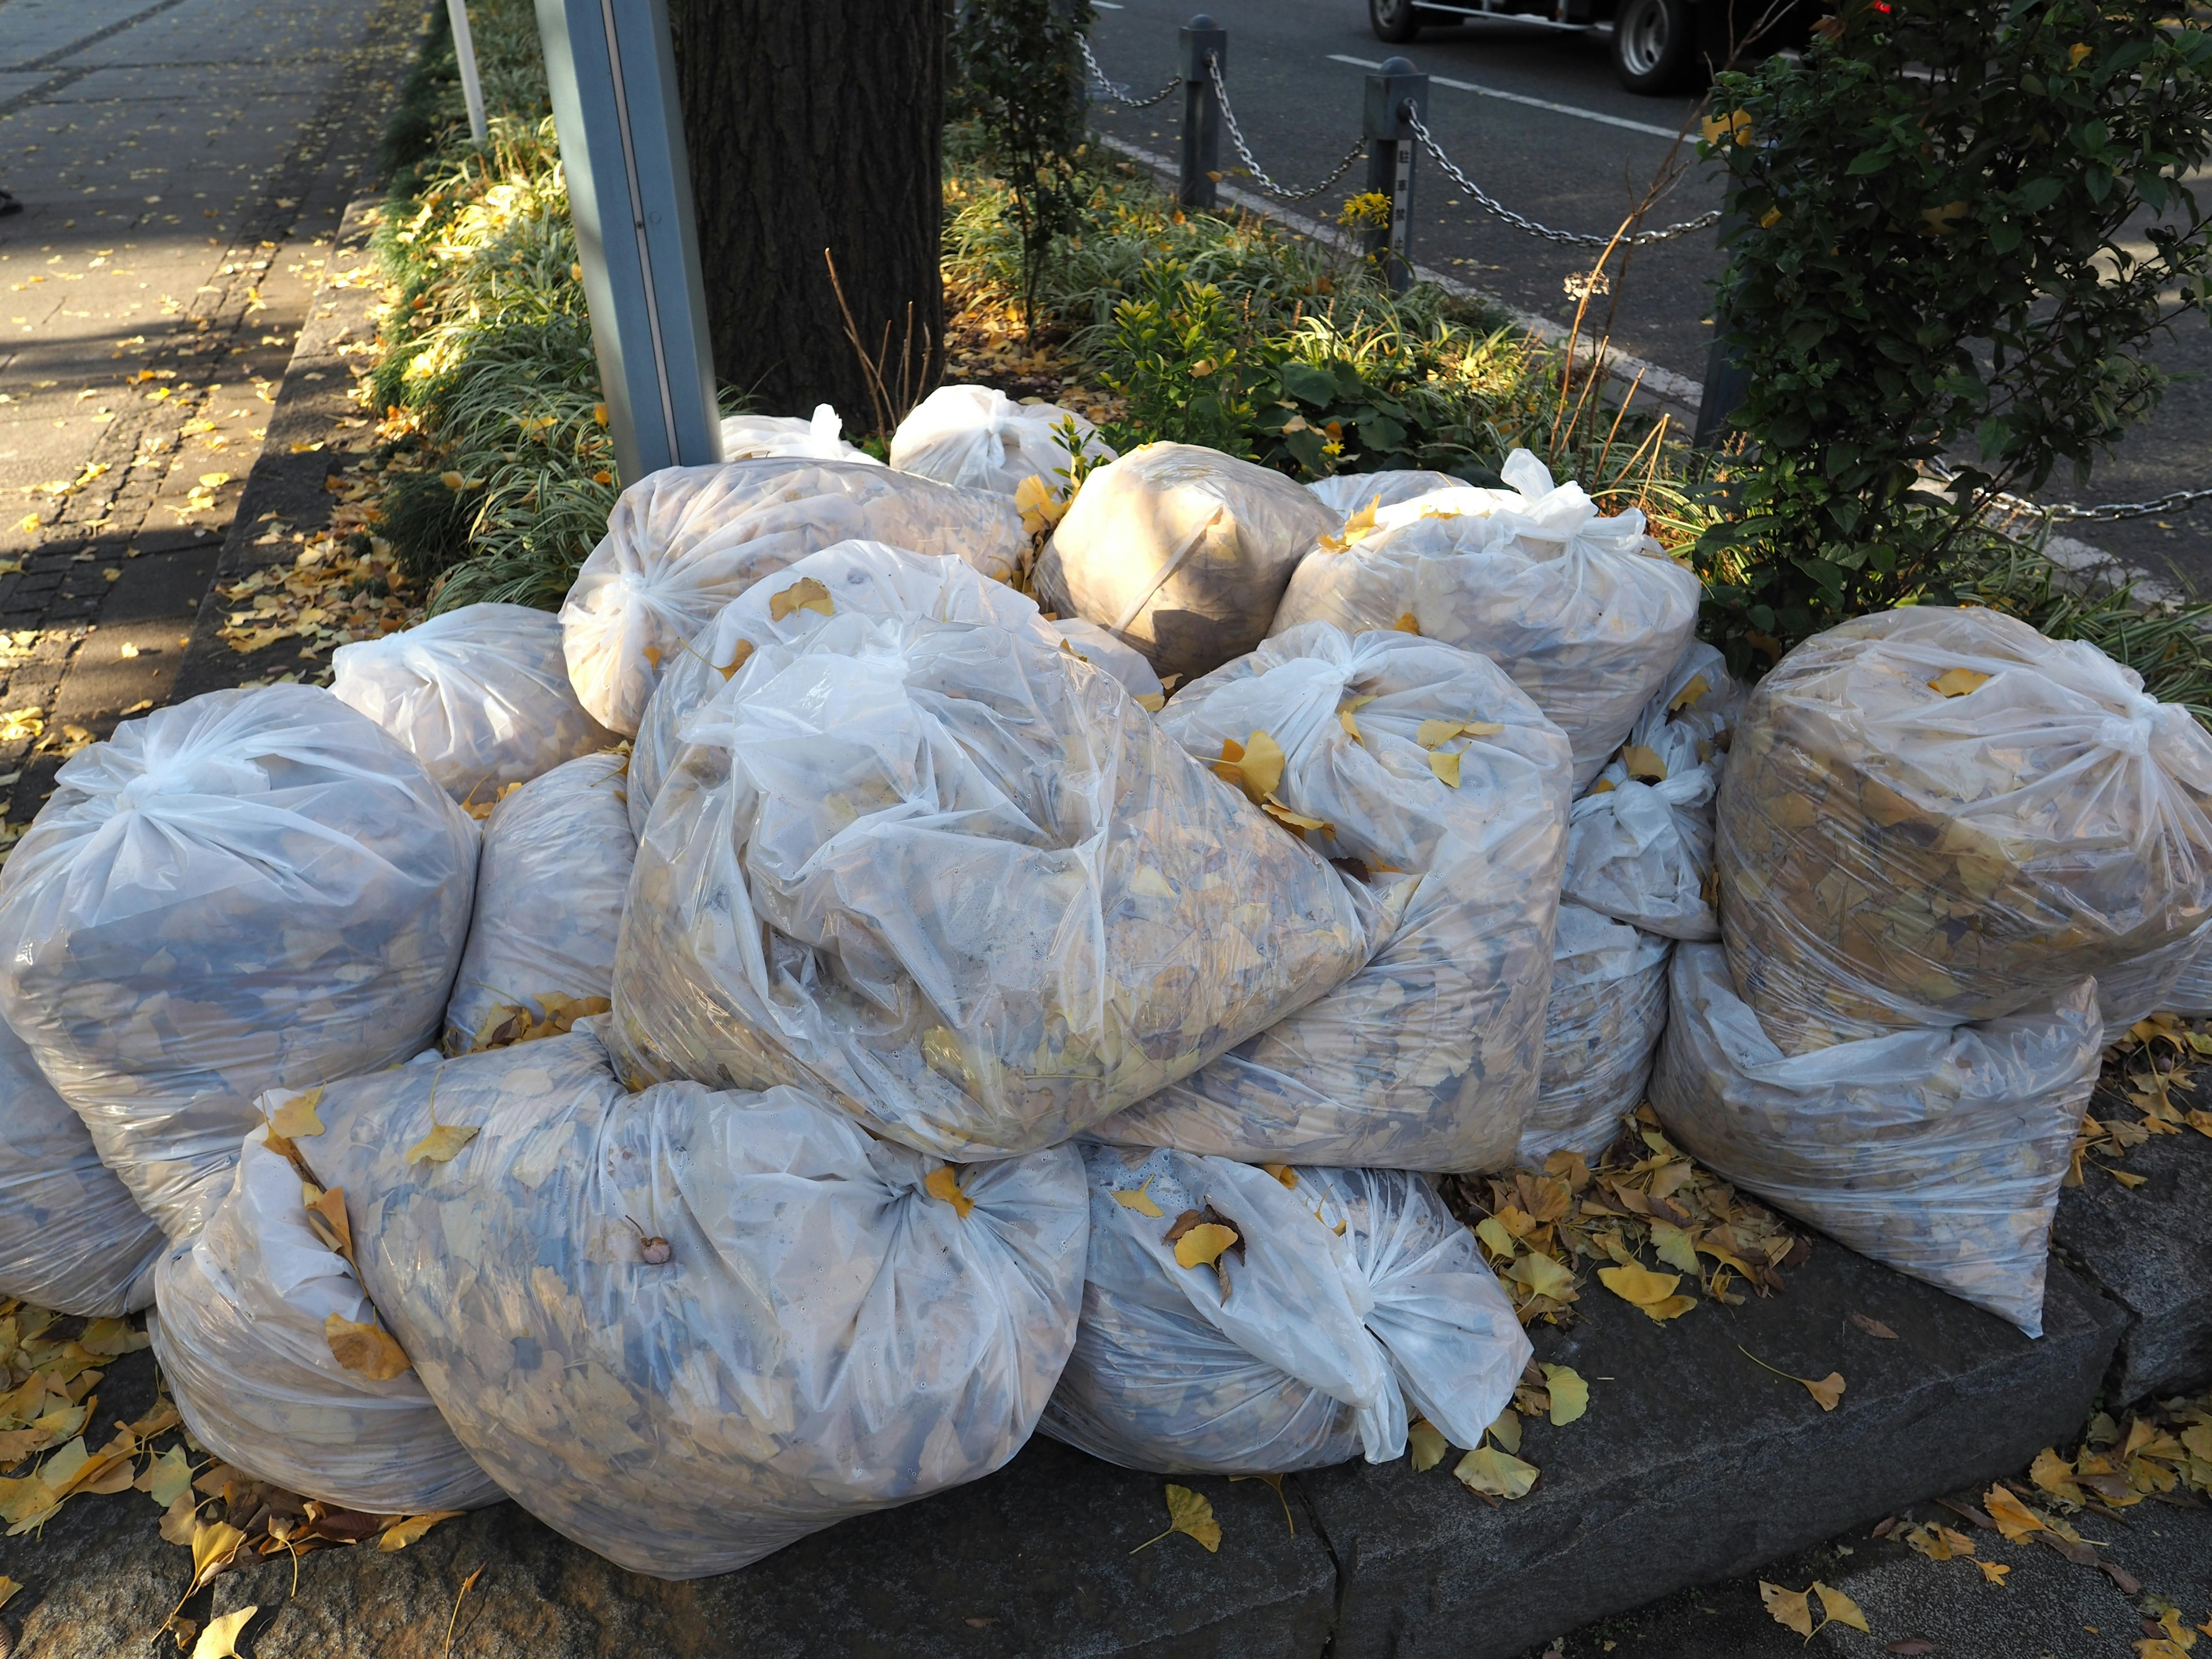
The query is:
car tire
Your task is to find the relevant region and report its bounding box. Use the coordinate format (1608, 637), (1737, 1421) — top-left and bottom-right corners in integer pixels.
(1612, 0), (1703, 94)
(1370, 0), (1422, 44)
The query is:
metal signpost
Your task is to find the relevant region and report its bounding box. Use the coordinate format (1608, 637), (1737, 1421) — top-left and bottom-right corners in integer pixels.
(534, 0), (722, 483)
(446, 0), (488, 144)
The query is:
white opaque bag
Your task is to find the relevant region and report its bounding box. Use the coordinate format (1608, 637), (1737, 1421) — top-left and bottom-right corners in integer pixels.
(294, 1027), (1088, 1578)
(1562, 641), (1741, 942)
(889, 384), (1115, 498)
(149, 1126), (500, 1514)
(1097, 623), (1571, 1171)
(1043, 1143), (1529, 1473)
(1517, 905), (1671, 1167)
(1270, 449), (1702, 789)
(0, 1016), (164, 1316)
(558, 457), (1026, 734)
(0, 687), (476, 1240)
(626, 540), (1064, 836)
(719, 404), (878, 464)
(331, 601), (615, 806)
(1651, 945), (2099, 1336)
(1717, 606), (2212, 1053)
(1033, 442), (1339, 685)
(444, 752), (635, 1054)
(612, 609), (1380, 1160)
(1305, 469), (1463, 522)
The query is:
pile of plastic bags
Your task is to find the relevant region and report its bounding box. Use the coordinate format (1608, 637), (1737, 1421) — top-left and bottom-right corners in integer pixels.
(889, 384), (1115, 498)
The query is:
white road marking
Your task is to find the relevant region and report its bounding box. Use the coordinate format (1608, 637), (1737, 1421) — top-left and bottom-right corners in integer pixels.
(1325, 52), (1685, 138)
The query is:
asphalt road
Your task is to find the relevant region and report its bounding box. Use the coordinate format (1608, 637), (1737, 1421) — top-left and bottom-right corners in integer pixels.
(1084, 1), (2212, 594)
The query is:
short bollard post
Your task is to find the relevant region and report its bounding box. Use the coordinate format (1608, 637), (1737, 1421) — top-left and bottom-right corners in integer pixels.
(1694, 200), (1752, 450)
(1177, 15), (1227, 210)
(1363, 57), (1429, 293)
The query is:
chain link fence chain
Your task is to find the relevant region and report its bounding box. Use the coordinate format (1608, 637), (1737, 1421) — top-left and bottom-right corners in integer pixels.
(1927, 459), (2212, 527)
(1207, 58), (1368, 202)
(1406, 112), (1720, 249)
(1079, 37), (1181, 109)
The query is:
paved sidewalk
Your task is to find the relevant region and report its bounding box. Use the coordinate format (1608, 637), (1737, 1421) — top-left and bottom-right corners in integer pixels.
(0, 0), (420, 838)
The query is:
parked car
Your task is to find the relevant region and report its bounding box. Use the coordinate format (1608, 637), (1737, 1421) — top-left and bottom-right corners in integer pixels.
(1367, 0), (1816, 95)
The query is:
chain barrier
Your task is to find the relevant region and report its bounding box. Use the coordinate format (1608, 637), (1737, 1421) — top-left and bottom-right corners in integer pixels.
(1927, 459), (2212, 527)
(1406, 111), (1720, 249)
(1078, 37), (1180, 109)
(1203, 58), (1368, 203)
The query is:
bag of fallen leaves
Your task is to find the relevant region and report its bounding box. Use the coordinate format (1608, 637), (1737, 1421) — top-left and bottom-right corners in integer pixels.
(294, 1024), (1088, 1578)
(889, 384), (1115, 499)
(1094, 622), (1572, 1171)
(330, 601), (616, 809)
(719, 403), (877, 464)
(0, 1014), (165, 1315)
(1650, 944), (2100, 1335)
(1716, 606), (2212, 1054)
(1562, 643), (1741, 942)
(1269, 449), (1702, 790)
(626, 539), (1067, 837)
(0, 687), (476, 1240)
(149, 1124), (501, 1514)
(1044, 1143), (1529, 1472)
(1052, 617), (1166, 704)
(611, 609), (1381, 1160)
(558, 457), (1027, 735)
(1517, 904), (1672, 1166)
(443, 751), (634, 1055)
(1032, 442), (1339, 687)
(1304, 469), (1464, 523)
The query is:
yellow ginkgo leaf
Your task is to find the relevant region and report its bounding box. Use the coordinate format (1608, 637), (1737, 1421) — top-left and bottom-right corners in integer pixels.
(1111, 1177), (1165, 1218)
(1133, 692), (1166, 713)
(404, 1111), (479, 1166)
(1429, 750), (1461, 789)
(1620, 744), (1668, 782)
(1320, 498), (1381, 552)
(304, 1184), (355, 1271)
(1262, 798), (1332, 836)
(717, 638), (755, 681)
(325, 1314), (411, 1381)
(1407, 1419), (1449, 1472)
(1475, 1216), (1518, 1257)
(1599, 1262), (1692, 1321)
(189, 1519), (247, 1593)
(1541, 1365), (1589, 1426)
(1338, 694), (1376, 742)
(768, 576), (835, 622)
(1486, 1406), (1521, 1454)
(1977, 1559), (2010, 1585)
(1668, 673), (1711, 713)
(139, 1444), (194, 1510)
(1172, 1222), (1239, 1270)
(268, 1086), (324, 1140)
(378, 1510), (465, 1551)
(1211, 730), (1286, 803)
(1414, 718), (1457, 749)
(1801, 1371), (1846, 1411)
(1812, 1581), (1869, 1634)
(1759, 1581), (1812, 1638)
(1452, 1445), (1539, 1501)
(1131, 1483), (1221, 1554)
(0, 1574), (16, 1613)
(1262, 1163), (1298, 1189)
(1506, 1251), (1577, 1302)
(1391, 612), (1421, 634)
(190, 1604), (257, 1659)
(1983, 1483), (2048, 1542)
(925, 1165), (976, 1219)
(2029, 1446), (2084, 1506)
(641, 644), (662, 669)
(1928, 666), (1991, 698)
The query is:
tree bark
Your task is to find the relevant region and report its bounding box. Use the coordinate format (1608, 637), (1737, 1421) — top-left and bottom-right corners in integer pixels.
(669, 0), (945, 434)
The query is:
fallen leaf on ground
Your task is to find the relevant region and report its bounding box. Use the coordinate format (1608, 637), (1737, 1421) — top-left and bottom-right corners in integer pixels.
(1541, 1365), (1589, 1426)
(1850, 1312), (1899, 1339)
(1407, 1419), (1448, 1472)
(1486, 1407), (1521, 1455)
(1983, 1484), (2048, 1543)
(1453, 1445), (1539, 1501)
(1760, 1580), (1813, 1638)
(190, 1605), (257, 1659)
(325, 1315), (410, 1381)
(1228, 1470), (1294, 1534)
(1130, 1484), (1221, 1554)
(1815, 1582), (1870, 1633)
(1739, 1346), (1845, 1410)
(380, 1511), (464, 1551)
(0, 1573), (17, 1610)
(1599, 1263), (1695, 1321)
(2031, 1447), (2084, 1507)
(1976, 1560), (2009, 1585)
(190, 1519), (247, 1592)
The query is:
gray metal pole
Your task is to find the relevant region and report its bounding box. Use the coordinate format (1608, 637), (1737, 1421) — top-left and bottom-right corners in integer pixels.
(446, 0), (487, 145)
(1363, 58), (1427, 294)
(535, 0), (723, 483)
(1176, 16), (1226, 210)
(1694, 197), (1752, 450)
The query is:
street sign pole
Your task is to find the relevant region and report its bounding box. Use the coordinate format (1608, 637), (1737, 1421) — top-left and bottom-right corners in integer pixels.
(534, 0), (723, 483)
(446, 0), (487, 144)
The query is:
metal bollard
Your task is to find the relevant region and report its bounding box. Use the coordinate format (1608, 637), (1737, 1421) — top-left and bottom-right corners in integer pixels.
(1692, 198), (1752, 450)
(534, 0), (723, 483)
(1177, 15), (1227, 210)
(1363, 58), (1429, 293)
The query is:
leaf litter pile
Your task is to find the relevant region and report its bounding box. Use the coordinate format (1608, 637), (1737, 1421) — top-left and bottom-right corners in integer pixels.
(2073, 1014), (2212, 1190)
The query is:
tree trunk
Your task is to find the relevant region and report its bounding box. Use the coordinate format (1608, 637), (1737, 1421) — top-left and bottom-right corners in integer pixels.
(670, 0), (945, 435)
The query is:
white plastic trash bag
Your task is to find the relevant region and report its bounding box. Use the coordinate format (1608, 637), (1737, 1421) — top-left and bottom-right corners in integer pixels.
(626, 540), (1064, 836)
(719, 404), (877, 464)
(0, 687), (476, 1240)
(1034, 442), (1339, 686)
(1052, 617), (1165, 704)
(149, 1125), (500, 1514)
(444, 752), (634, 1054)
(559, 457), (1026, 734)
(1043, 1143), (1529, 1473)
(1270, 449), (1701, 789)
(0, 1015), (164, 1317)
(612, 609), (1380, 1160)
(1651, 945), (2099, 1336)
(1305, 469), (1463, 522)
(889, 383), (1114, 498)
(331, 601), (615, 807)
(1097, 623), (1571, 1171)
(1517, 906), (1671, 1167)
(1716, 606), (2212, 1054)
(294, 1025), (1088, 1578)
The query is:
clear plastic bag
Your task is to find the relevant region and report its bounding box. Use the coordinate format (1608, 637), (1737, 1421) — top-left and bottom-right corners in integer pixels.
(294, 1025), (1088, 1578)
(330, 601), (615, 807)
(1517, 905), (1671, 1167)
(1051, 618), (1165, 703)
(1651, 945), (2099, 1336)
(1042, 1142), (1528, 1474)
(1305, 469), (1463, 522)
(1033, 442), (1339, 686)
(149, 1125), (500, 1514)
(626, 540), (1062, 838)
(889, 384), (1114, 498)
(0, 1014), (164, 1316)
(719, 404), (877, 464)
(1096, 623), (1571, 1171)
(1717, 606), (2212, 1054)
(0, 687), (476, 1240)
(444, 752), (634, 1054)
(558, 457), (1026, 734)
(612, 610), (1381, 1160)
(1270, 449), (1701, 789)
